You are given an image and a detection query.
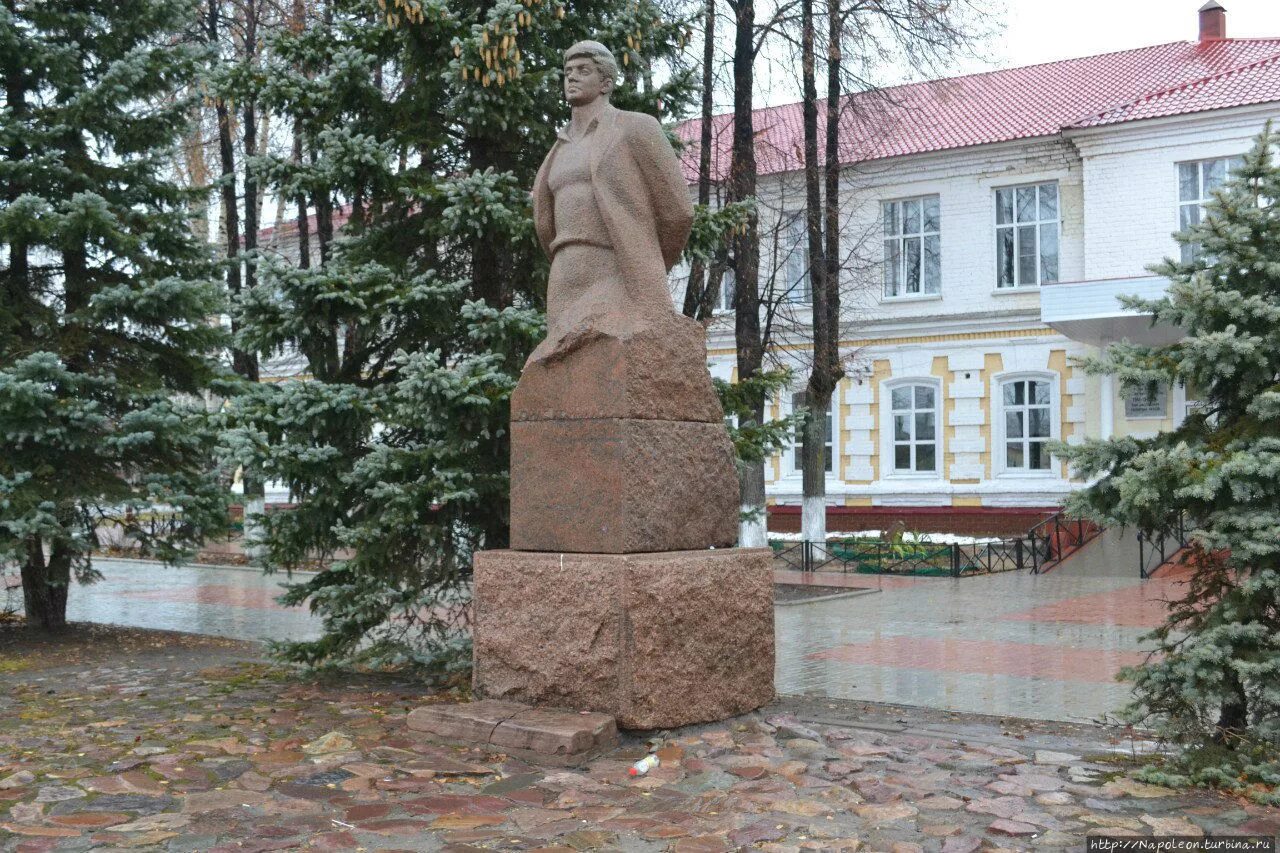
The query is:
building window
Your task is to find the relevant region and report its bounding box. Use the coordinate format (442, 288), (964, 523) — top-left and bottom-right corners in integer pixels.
(1001, 378), (1052, 471)
(790, 390), (832, 473)
(1178, 157), (1243, 262)
(889, 384), (937, 473)
(712, 267), (735, 313)
(883, 196), (941, 297)
(1125, 384), (1167, 419)
(996, 182), (1059, 288)
(780, 211), (811, 304)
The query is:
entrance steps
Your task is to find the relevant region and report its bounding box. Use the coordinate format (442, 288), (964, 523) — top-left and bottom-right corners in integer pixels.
(1038, 527), (1142, 577)
(1037, 525), (1190, 579)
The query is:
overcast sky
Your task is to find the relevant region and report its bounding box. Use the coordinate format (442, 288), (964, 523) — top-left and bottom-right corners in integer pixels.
(752, 0), (1280, 108)
(992, 0), (1277, 69)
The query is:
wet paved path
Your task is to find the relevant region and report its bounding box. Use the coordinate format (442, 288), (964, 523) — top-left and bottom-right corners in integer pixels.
(66, 559), (322, 644)
(776, 568), (1185, 724)
(66, 558), (1182, 724)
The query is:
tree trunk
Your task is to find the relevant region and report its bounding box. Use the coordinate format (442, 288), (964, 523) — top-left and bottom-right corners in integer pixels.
(182, 117), (210, 240)
(307, 140), (340, 380)
(467, 134), (515, 309)
(312, 169), (333, 265)
(3, 6), (31, 340)
(729, 0), (766, 547)
(799, 393), (829, 543)
(291, 0), (311, 272)
(20, 539), (70, 631)
(681, 0), (717, 319)
(823, 0), (842, 353)
(294, 131), (311, 270)
(29, 102), (96, 632)
(239, 0), (265, 562)
(798, 0), (830, 544)
(1216, 670), (1249, 745)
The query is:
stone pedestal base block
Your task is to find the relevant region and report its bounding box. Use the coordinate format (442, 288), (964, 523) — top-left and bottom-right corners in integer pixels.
(406, 699), (618, 767)
(472, 547), (775, 730)
(510, 418), (739, 553)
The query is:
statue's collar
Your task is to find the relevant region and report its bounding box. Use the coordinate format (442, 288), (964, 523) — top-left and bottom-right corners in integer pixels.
(556, 103), (617, 143)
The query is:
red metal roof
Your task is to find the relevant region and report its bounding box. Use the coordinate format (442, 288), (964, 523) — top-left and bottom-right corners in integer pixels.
(675, 38), (1280, 182)
(1072, 51), (1280, 127)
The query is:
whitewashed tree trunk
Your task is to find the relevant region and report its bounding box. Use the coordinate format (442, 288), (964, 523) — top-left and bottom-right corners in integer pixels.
(243, 495), (266, 564)
(802, 494), (826, 544)
(739, 462), (768, 548)
(739, 510), (768, 548)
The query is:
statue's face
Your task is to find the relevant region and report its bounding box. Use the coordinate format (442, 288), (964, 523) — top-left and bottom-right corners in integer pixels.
(563, 56), (611, 107)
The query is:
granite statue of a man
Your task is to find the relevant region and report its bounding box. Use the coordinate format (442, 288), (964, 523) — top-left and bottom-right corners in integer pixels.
(465, 43), (774, 732)
(530, 40), (694, 359)
(509, 39), (739, 554)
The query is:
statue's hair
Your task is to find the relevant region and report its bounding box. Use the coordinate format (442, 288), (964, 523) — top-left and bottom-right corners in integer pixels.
(564, 40), (619, 85)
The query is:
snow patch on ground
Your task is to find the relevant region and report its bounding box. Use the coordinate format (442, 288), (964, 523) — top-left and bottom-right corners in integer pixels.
(769, 529), (1006, 546)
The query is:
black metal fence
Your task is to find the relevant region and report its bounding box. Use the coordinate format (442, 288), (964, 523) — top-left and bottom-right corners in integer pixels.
(1138, 514), (1190, 578)
(1026, 513), (1098, 572)
(771, 510), (1109, 579)
(772, 536), (1048, 578)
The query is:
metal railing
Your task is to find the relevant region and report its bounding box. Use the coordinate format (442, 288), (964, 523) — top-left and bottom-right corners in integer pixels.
(771, 508), (1106, 579)
(773, 536), (1041, 578)
(1138, 514), (1190, 579)
(1025, 511), (1101, 574)
(956, 536), (1049, 575)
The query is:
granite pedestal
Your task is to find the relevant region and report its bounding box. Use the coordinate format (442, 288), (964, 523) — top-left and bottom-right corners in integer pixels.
(510, 418), (738, 553)
(472, 547), (775, 730)
(509, 314), (739, 554)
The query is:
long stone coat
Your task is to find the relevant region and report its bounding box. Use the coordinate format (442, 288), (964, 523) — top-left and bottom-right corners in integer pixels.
(532, 104), (694, 309)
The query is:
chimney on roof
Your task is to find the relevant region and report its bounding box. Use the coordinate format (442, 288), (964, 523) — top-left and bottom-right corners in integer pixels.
(1199, 1), (1226, 42)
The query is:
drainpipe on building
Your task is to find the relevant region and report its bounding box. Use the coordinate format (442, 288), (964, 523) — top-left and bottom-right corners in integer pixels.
(1100, 374), (1115, 441)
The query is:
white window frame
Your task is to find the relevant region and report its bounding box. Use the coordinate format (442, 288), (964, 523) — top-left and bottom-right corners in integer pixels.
(995, 181), (1060, 289)
(710, 265), (735, 314)
(1177, 156), (1244, 263)
(880, 378), (943, 479)
(993, 372), (1059, 477)
(882, 195), (941, 298)
(778, 210), (812, 304)
(782, 386), (838, 479)
(1124, 383), (1168, 420)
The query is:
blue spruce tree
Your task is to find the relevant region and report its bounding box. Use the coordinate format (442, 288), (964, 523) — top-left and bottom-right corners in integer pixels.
(0, 0), (228, 629)
(1059, 125), (1280, 801)
(221, 0), (696, 668)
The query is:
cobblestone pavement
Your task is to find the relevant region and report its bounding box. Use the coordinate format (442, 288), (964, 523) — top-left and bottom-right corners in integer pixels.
(775, 568), (1187, 724)
(3, 642), (1279, 852)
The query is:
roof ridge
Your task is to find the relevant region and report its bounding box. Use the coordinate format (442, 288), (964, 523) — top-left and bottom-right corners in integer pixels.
(868, 39), (1192, 92)
(1071, 48), (1280, 127)
(680, 37), (1280, 128)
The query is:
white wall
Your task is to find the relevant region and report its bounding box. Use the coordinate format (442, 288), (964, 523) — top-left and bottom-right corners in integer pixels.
(689, 136), (1083, 335)
(1072, 105), (1280, 280)
(680, 103), (1280, 507)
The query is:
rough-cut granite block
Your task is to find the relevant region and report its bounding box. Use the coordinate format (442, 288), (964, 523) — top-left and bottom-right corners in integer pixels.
(472, 548), (775, 730)
(406, 699), (618, 767)
(512, 315), (724, 424)
(509, 418), (739, 554)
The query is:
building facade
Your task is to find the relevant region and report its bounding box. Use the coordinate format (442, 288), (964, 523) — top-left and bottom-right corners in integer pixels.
(673, 3), (1280, 534)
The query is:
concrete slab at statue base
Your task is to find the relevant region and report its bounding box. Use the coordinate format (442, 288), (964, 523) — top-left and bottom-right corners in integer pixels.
(472, 547), (775, 730)
(406, 699), (618, 767)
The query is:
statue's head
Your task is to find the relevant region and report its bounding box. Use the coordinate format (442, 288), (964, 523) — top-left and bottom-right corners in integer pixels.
(563, 40), (617, 107)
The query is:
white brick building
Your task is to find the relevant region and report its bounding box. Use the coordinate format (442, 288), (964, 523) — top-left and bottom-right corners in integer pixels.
(673, 2), (1280, 533)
